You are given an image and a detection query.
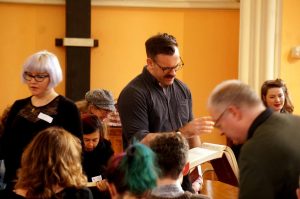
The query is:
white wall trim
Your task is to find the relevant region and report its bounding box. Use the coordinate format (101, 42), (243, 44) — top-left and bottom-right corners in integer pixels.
(0, 0), (240, 9)
(238, 0), (282, 93)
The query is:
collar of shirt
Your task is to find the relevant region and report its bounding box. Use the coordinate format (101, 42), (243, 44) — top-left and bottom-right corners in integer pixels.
(142, 66), (164, 89)
(247, 108), (273, 140)
(151, 183), (184, 197)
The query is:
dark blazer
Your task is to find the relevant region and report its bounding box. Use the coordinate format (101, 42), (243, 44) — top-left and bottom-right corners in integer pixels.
(239, 112), (300, 199)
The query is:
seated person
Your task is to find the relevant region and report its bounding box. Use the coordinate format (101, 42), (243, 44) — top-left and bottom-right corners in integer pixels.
(230, 78), (294, 160)
(149, 132), (210, 199)
(10, 127), (92, 199)
(76, 89), (121, 139)
(261, 78), (294, 113)
(106, 143), (158, 199)
(81, 114), (114, 199)
(79, 89), (121, 126)
(230, 78), (295, 160)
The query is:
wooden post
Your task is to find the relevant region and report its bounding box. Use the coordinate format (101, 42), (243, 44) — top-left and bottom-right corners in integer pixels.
(55, 0), (98, 101)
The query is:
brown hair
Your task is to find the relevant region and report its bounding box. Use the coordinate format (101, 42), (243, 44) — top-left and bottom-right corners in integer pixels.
(261, 78), (294, 113)
(15, 127), (87, 198)
(81, 113), (104, 139)
(75, 99), (89, 115)
(145, 33), (178, 59)
(150, 132), (188, 180)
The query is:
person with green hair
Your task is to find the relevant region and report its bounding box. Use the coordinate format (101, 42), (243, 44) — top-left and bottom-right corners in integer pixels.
(106, 143), (158, 199)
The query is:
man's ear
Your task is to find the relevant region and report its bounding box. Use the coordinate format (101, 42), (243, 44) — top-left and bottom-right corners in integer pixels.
(147, 58), (154, 68)
(182, 162), (190, 176)
(227, 105), (242, 121)
(106, 182), (118, 198)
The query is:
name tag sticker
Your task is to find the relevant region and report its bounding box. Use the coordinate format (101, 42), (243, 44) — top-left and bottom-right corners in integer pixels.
(38, 112), (53, 123)
(92, 175), (102, 182)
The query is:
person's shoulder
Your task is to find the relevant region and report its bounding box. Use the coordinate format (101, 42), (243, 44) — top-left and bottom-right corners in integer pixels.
(60, 187), (92, 199)
(98, 139), (114, 151)
(9, 96), (31, 112)
(121, 73), (147, 92)
(183, 191), (211, 199)
(119, 76), (150, 103)
(56, 95), (77, 108)
(57, 95), (74, 103)
(174, 78), (189, 89)
(13, 96), (31, 105)
(102, 138), (112, 146)
(5, 191), (26, 199)
(173, 78), (191, 98)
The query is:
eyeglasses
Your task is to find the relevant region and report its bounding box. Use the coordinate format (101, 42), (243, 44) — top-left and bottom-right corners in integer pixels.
(214, 107), (229, 128)
(94, 106), (113, 114)
(213, 88), (243, 128)
(23, 72), (49, 82)
(153, 57), (184, 72)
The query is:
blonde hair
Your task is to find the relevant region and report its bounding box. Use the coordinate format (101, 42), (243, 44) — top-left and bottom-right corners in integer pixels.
(15, 127), (87, 198)
(75, 99), (89, 114)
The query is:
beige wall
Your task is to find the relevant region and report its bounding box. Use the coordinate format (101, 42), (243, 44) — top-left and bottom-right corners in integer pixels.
(0, 3), (239, 144)
(281, 0), (300, 114)
(183, 9), (239, 143)
(0, 3), (65, 110)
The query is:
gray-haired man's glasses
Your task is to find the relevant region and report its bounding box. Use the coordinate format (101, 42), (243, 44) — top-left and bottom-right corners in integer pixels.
(214, 107), (229, 128)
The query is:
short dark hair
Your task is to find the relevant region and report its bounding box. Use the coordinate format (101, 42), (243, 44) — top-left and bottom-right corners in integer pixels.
(145, 33), (178, 59)
(81, 114), (104, 139)
(150, 132), (188, 180)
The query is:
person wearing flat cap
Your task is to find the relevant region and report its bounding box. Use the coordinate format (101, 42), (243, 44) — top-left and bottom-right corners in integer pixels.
(75, 89), (121, 139)
(86, 89), (121, 127)
(85, 89), (116, 120)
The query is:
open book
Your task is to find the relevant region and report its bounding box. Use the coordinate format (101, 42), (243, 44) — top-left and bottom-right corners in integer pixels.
(188, 142), (239, 186)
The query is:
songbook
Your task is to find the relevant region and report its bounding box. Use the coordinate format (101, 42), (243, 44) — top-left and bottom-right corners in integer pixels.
(188, 142), (239, 186)
(87, 182), (97, 187)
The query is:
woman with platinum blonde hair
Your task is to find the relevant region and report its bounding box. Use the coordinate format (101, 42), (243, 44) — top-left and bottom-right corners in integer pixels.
(0, 50), (82, 195)
(11, 127), (92, 199)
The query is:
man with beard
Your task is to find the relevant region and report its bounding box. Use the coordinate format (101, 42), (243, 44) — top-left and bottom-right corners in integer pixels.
(118, 33), (214, 193)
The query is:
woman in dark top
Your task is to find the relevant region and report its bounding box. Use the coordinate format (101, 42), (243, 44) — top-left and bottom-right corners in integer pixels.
(0, 50), (82, 192)
(81, 114), (114, 199)
(10, 127), (92, 199)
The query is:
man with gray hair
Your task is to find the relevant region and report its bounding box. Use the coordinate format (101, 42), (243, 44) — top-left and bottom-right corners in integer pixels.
(207, 79), (300, 199)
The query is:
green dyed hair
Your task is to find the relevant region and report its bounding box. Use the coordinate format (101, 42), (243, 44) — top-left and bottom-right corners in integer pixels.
(106, 143), (158, 196)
